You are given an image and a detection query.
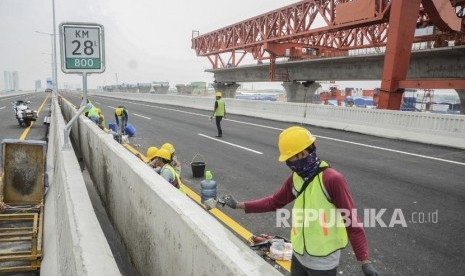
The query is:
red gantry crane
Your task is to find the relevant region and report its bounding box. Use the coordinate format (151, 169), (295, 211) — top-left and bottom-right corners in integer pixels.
(192, 0), (465, 110)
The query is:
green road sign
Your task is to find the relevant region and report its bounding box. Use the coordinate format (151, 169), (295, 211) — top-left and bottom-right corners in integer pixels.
(60, 22), (105, 74)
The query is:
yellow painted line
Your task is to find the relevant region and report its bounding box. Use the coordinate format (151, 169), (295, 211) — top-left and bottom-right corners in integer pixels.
(19, 94), (49, 141)
(124, 146), (291, 272)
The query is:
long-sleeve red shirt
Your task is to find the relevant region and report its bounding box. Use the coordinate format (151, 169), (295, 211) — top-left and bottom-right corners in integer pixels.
(244, 167), (369, 261)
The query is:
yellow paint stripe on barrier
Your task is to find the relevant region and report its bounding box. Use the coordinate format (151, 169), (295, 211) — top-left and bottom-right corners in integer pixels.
(19, 94), (49, 141)
(123, 145), (291, 272)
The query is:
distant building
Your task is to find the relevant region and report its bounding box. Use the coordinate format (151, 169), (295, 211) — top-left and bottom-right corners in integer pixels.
(3, 71), (19, 91)
(35, 80), (42, 92)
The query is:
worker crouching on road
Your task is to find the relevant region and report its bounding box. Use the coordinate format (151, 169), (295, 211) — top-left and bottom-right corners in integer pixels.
(114, 105), (129, 134)
(222, 126), (379, 276)
(153, 148), (180, 189)
(161, 143), (181, 175)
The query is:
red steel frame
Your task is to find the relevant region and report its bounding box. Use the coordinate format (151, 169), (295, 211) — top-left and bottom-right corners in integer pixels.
(192, 0), (465, 110)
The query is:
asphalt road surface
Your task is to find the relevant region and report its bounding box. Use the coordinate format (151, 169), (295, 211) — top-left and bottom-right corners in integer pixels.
(63, 91), (465, 276)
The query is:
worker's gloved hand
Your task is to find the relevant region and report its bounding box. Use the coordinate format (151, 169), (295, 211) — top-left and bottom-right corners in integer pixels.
(220, 194), (237, 209)
(362, 263), (379, 276)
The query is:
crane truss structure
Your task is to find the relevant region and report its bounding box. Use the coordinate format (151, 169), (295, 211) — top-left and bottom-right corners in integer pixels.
(192, 0), (465, 109)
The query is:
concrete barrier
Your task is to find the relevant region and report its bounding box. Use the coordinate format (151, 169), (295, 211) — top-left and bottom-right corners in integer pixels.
(91, 92), (465, 149)
(60, 99), (280, 276)
(41, 97), (120, 275)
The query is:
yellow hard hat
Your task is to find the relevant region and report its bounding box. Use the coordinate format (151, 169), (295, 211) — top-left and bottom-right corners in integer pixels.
(161, 143), (175, 154)
(154, 148), (172, 161)
(215, 92), (222, 97)
(278, 126), (316, 162)
(146, 146), (159, 161)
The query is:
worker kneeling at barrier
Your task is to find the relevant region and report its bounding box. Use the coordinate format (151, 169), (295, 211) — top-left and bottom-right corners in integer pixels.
(219, 126), (379, 276)
(145, 146), (159, 167)
(86, 104), (100, 124)
(153, 148), (185, 193)
(161, 143), (181, 175)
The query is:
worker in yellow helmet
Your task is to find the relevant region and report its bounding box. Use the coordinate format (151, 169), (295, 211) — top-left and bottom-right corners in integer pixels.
(220, 126), (378, 276)
(153, 148), (181, 189)
(161, 143), (181, 175)
(96, 108), (106, 130)
(86, 104), (100, 124)
(210, 91), (226, 137)
(114, 105), (129, 134)
(145, 146), (161, 171)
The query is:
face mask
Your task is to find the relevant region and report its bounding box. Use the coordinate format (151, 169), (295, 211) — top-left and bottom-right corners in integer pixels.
(286, 151), (321, 180)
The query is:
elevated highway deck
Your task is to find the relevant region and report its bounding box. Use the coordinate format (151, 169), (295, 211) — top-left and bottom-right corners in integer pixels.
(63, 91), (465, 275)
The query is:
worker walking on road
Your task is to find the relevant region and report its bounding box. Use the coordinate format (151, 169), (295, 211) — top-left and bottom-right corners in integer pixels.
(221, 126), (379, 276)
(114, 105), (129, 134)
(210, 92), (225, 137)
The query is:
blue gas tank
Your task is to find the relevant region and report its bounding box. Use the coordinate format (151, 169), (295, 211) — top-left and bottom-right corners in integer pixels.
(124, 123), (136, 136)
(108, 122), (117, 132)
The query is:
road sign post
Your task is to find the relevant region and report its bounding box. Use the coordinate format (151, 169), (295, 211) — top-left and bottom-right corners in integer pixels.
(60, 22), (105, 149)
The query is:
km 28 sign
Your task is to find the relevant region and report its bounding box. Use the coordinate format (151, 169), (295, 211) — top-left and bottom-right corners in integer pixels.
(60, 23), (105, 73)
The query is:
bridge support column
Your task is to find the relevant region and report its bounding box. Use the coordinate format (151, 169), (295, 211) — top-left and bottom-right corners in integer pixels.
(175, 84), (194, 95)
(456, 90), (465, 115)
(212, 82), (239, 98)
(282, 81), (320, 103)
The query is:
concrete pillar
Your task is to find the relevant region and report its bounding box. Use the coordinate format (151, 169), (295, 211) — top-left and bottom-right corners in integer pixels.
(456, 89), (465, 115)
(175, 84), (194, 95)
(212, 82), (239, 98)
(282, 81), (321, 103)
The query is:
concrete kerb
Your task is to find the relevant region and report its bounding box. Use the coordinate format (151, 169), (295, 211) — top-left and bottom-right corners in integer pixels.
(91, 92), (465, 149)
(60, 99), (281, 276)
(41, 97), (120, 275)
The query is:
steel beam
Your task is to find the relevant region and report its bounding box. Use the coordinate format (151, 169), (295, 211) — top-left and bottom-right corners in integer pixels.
(379, 0), (422, 110)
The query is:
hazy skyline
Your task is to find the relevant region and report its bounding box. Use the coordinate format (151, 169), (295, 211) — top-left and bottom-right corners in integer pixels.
(1, 0), (301, 91)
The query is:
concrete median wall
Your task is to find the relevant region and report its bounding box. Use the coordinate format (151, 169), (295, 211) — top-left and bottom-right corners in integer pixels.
(60, 99), (280, 276)
(41, 97), (120, 275)
(92, 92), (465, 149)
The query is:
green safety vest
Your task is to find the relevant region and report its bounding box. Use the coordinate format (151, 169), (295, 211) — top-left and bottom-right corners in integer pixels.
(291, 161), (348, 256)
(214, 99), (225, 117)
(87, 106), (99, 118)
(161, 164), (180, 189)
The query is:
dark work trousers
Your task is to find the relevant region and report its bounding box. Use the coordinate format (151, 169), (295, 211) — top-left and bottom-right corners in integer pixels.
(290, 255), (337, 276)
(215, 116), (223, 136)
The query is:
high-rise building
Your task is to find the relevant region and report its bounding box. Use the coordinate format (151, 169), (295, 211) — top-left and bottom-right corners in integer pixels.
(3, 71), (19, 91)
(35, 80), (42, 91)
(12, 71), (19, 91)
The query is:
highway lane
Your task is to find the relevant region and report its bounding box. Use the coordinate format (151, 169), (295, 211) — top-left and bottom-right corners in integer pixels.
(63, 91), (465, 275)
(0, 92), (51, 168)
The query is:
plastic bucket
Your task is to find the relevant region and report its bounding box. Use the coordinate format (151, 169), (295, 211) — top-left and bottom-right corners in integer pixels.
(124, 123), (136, 136)
(191, 154), (206, 178)
(109, 122), (117, 132)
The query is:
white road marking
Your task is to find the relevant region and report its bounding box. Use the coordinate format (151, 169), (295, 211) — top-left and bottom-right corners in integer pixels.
(95, 95), (465, 166)
(198, 133), (263, 154)
(0, 106), (5, 110)
(133, 113), (151, 120)
(95, 101), (101, 105)
(108, 105), (117, 109)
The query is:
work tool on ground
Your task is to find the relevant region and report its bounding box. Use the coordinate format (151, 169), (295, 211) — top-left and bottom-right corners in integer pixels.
(0, 139), (46, 273)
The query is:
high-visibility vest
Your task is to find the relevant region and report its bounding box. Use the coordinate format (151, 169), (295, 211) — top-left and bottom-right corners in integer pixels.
(214, 99), (225, 117)
(291, 161), (348, 256)
(161, 164), (180, 189)
(115, 107), (127, 117)
(87, 106), (99, 118)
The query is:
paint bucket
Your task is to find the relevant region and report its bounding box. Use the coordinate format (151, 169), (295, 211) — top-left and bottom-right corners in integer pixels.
(191, 153), (206, 178)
